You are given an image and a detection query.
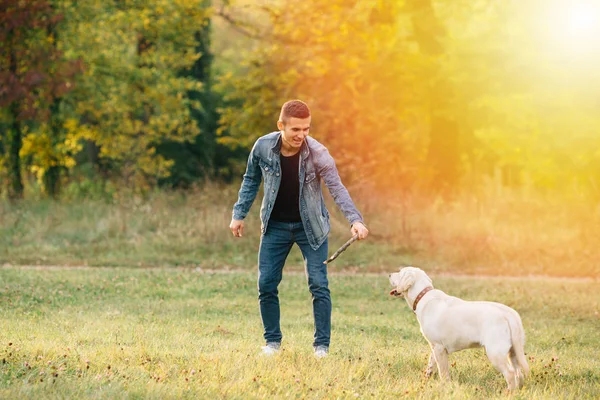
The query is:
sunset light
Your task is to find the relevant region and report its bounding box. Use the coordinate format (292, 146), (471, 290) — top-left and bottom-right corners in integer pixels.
(548, 1), (600, 53)
(2, 1), (600, 398)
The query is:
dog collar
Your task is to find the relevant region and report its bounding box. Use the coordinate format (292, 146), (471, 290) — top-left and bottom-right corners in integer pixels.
(413, 286), (434, 312)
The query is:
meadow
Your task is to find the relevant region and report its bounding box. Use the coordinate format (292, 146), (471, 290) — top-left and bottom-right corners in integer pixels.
(1, 182), (599, 277)
(0, 267), (598, 399)
(1, 184), (599, 398)
(3, 0), (600, 396)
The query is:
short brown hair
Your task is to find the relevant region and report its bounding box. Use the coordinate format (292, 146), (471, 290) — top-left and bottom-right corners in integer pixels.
(279, 100), (310, 124)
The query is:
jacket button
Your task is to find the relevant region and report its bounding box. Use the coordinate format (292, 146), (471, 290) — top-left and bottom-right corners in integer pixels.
(276, 173), (279, 176)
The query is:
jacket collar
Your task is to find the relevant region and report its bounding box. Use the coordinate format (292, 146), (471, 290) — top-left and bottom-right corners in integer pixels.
(271, 131), (310, 160)
(270, 132), (282, 154)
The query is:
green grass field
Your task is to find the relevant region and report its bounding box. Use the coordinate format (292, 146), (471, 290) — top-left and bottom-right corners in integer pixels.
(1, 266), (598, 399)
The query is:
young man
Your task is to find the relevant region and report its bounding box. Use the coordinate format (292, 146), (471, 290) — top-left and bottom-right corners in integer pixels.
(229, 100), (369, 358)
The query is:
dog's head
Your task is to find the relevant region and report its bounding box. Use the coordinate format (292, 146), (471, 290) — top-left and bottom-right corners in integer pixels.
(389, 266), (432, 297)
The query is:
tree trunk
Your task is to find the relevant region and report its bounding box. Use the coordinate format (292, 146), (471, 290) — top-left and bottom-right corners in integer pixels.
(44, 165), (61, 198)
(46, 98), (63, 199)
(8, 103), (24, 201)
(7, 33), (24, 200)
(45, 7), (62, 199)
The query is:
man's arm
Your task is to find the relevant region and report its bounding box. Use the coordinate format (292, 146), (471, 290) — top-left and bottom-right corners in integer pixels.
(230, 142), (262, 237)
(313, 145), (369, 239)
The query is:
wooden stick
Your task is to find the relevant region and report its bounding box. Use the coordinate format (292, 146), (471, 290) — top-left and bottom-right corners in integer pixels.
(323, 235), (358, 264)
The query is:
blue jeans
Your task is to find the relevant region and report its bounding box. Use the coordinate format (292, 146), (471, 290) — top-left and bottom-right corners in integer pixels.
(258, 220), (331, 348)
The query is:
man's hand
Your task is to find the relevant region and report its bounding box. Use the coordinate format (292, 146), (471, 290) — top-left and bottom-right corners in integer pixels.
(351, 222), (369, 240)
(230, 219), (245, 238)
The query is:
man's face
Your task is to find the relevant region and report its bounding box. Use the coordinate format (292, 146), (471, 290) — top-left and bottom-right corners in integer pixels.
(278, 116), (311, 150)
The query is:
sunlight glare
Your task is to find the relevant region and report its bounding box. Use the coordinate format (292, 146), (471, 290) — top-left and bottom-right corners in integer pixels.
(553, 1), (600, 53)
(565, 5), (598, 39)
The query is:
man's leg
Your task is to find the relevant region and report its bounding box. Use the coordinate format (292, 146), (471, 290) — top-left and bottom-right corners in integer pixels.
(258, 220), (293, 346)
(294, 223), (330, 349)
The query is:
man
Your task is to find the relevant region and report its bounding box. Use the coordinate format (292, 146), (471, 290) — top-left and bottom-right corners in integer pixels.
(229, 99), (369, 358)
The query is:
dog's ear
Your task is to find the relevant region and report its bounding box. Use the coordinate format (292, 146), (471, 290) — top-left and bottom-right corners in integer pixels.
(396, 268), (416, 293)
(414, 267), (433, 286)
(424, 273), (433, 286)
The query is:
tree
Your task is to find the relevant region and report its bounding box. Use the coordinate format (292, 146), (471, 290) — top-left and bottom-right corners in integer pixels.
(216, 0), (600, 199)
(50, 0), (213, 192)
(157, 8), (242, 187)
(0, 0), (82, 199)
(216, 0), (427, 196)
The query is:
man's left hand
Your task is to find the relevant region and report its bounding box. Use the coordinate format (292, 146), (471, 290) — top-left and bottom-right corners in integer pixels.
(351, 222), (369, 240)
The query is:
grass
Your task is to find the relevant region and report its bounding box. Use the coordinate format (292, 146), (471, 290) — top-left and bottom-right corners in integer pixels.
(1, 266), (599, 399)
(1, 182), (599, 277)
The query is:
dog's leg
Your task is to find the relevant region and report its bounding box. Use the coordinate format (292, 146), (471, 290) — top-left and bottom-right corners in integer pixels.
(433, 344), (450, 381)
(509, 349), (525, 388)
(487, 350), (518, 391)
(425, 350), (437, 378)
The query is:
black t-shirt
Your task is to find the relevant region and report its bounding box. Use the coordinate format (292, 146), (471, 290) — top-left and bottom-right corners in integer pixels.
(270, 151), (301, 222)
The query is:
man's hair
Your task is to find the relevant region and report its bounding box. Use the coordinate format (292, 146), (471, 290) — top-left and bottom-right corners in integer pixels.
(279, 100), (311, 125)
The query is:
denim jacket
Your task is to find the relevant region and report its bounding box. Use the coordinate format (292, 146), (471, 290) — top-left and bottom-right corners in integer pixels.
(232, 131), (364, 250)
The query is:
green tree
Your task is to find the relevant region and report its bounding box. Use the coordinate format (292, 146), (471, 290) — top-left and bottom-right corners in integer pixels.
(157, 10), (243, 187)
(0, 0), (82, 199)
(54, 0), (212, 192)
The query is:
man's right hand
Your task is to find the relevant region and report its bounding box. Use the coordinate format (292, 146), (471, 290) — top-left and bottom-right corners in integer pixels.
(229, 219), (244, 238)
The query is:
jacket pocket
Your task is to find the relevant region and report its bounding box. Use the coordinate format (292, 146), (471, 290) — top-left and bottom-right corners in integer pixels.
(259, 160), (275, 175)
(304, 171), (317, 183)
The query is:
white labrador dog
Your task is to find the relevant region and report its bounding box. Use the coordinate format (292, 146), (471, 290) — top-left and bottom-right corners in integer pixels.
(389, 266), (529, 390)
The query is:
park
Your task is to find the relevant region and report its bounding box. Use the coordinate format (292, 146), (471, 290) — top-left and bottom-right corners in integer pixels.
(2, 0), (600, 398)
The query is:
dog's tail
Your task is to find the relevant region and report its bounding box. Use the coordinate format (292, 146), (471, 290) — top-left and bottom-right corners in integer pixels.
(507, 312), (530, 377)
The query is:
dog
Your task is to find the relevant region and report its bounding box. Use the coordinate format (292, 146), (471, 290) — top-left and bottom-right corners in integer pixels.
(389, 266), (529, 390)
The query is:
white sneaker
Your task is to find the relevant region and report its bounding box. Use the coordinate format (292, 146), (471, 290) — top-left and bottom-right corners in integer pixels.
(261, 343), (280, 356)
(314, 345), (328, 358)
